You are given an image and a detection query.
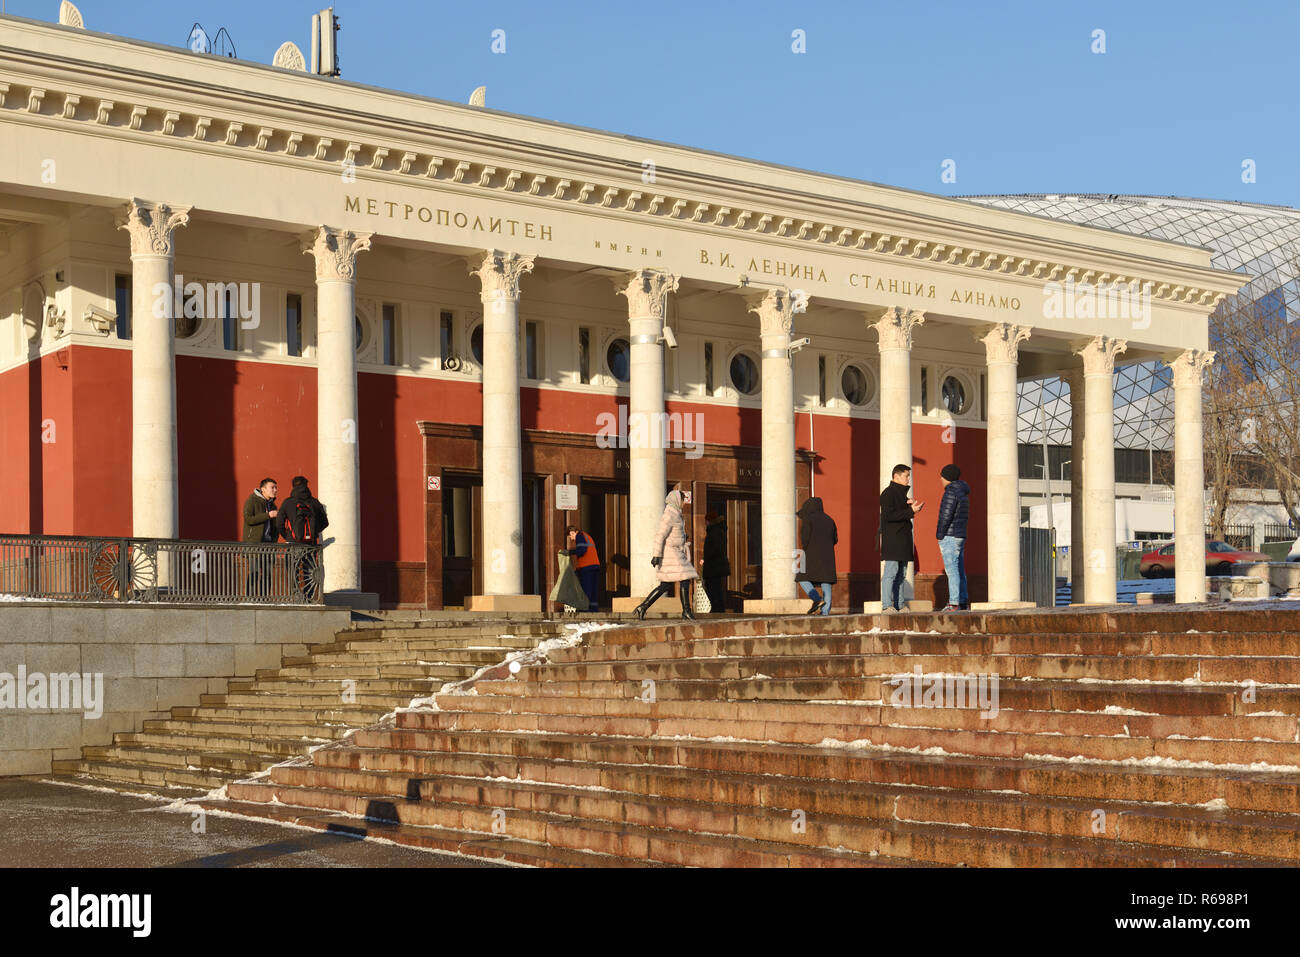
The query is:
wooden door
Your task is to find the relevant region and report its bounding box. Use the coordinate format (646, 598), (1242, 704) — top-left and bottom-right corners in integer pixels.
(441, 476), (481, 608)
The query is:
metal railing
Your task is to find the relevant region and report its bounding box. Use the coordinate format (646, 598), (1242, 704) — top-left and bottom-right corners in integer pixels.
(0, 535), (323, 604)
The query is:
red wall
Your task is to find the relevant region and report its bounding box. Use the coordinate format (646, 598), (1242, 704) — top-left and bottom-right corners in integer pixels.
(0, 345), (987, 583)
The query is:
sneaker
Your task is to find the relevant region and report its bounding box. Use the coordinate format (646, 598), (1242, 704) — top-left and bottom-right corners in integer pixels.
(807, 599), (824, 615)
(940, 604), (961, 613)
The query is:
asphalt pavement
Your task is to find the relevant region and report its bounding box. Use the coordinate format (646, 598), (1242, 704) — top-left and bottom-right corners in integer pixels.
(0, 779), (503, 867)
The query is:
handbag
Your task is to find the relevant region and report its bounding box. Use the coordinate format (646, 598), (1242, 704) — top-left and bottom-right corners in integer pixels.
(686, 542), (712, 614)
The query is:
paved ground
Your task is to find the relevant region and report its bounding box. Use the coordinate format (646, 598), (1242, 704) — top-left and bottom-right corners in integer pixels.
(0, 779), (504, 867)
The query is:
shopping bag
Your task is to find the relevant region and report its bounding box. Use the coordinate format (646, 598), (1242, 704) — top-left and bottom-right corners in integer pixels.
(693, 580), (712, 615)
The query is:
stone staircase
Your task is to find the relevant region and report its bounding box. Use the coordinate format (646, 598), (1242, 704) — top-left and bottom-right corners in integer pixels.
(51, 618), (575, 797)
(192, 606), (1300, 867)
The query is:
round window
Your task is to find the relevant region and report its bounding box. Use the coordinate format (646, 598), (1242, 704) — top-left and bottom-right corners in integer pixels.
(175, 314), (201, 339)
(942, 375), (969, 415)
(730, 353), (760, 396)
(470, 325), (484, 364)
(606, 337), (630, 383)
(841, 363), (871, 406)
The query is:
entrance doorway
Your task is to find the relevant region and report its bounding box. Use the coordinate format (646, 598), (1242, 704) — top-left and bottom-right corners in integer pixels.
(440, 473), (542, 608)
(706, 490), (762, 611)
(580, 482), (629, 607)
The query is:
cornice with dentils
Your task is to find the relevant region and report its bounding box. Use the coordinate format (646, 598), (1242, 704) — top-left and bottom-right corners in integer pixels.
(0, 17), (1247, 309)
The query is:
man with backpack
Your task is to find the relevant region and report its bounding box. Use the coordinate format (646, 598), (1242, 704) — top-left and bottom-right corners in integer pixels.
(278, 475), (329, 597)
(278, 475), (329, 544)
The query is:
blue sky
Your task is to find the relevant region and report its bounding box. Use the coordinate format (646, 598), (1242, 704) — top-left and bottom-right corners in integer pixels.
(9, 0), (1298, 206)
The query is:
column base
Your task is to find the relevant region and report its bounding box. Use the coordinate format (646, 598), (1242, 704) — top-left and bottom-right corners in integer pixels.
(611, 596), (685, 616)
(863, 600), (934, 614)
(970, 600), (1037, 611)
(465, 594), (543, 613)
(741, 598), (814, 615)
(323, 589), (381, 610)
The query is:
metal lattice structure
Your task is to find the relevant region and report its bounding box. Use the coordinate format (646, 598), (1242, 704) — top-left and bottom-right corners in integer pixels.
(964, 194), (1300, 451)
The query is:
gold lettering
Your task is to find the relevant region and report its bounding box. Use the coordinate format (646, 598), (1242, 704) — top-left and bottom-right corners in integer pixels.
(472, 216), (485, 231)
(418, 207), (432, 223)
(436, 209), (450, 225)
(385, 201), (397, 217)
(490, 218), (503, 233)
(701, 249), (711, 264)
(453, 212), (468, 228)
(525, 223), (536, 239)
(541, 226), (553, 241)
(366, 198), (378, 215)
(507, 219), (520, 235)
(719, 253), (731, 268)
(345, 196), (361, 213)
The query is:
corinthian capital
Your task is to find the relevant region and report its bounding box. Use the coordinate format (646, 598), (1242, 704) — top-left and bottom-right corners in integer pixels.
(1072, 334), (1128, 375)
(1166, 348), (1216, 389)
(116, 198), (191, 256)
(871, 306), (925, 351)
(617, 268), (679, 320)
(301, 226), (372, 282)
(978, 322), (1032, 364)
(470, 248), (535, 302)
(745, 286), (807, 341)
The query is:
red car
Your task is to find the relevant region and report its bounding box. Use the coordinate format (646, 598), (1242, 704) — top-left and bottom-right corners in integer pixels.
(1139, 540), (1270, 578)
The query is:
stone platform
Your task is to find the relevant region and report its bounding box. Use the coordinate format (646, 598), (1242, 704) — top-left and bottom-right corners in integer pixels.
(164, 603), (1300, 867)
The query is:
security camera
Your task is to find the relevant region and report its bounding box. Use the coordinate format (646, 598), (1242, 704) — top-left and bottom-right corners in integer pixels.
(788, 336), (811, 354)
(658, 325), (678, 349)
(83, 303), (117, 334)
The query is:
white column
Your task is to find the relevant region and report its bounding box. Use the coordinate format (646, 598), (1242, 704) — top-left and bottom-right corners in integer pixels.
(980, 323), (1031, 604)
(617, 269), (678, 600)
(1168, 349), (1214, 604)
(1066, 370), (1086, 599)
(117, 198), (190, 541)
(748, 287), (807, 605)
(469, 249), (534, 600)
(301, 226), (372, 594)
(871, 307), (924, 603)
(1073, 335), (1127, 604)
(873, 307), (924, 495)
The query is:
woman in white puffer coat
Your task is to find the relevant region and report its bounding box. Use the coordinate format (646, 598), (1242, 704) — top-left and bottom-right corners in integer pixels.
(632, 490), (699, 620)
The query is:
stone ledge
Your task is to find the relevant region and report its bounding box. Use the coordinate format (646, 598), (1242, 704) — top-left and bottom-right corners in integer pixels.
(466, 593), (543, 613)
(742, 598), (814, 615)
(863, 600), (934, 614)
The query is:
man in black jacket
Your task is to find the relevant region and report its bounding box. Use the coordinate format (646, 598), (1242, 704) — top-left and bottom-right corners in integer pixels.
(278, 476), (329, 544)
(935, 464), (972, 611)
(879, 464), (923, 612)
(278, 476), (329, 598)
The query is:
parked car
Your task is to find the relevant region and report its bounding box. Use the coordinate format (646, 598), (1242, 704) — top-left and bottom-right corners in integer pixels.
(1139, 540), (1271, 578)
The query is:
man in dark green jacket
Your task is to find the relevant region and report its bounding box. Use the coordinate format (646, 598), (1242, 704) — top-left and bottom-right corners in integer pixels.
(242, 478), (278, 597)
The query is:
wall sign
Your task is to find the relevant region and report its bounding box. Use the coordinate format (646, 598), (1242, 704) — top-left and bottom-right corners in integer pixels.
(555, 484), (578, 510)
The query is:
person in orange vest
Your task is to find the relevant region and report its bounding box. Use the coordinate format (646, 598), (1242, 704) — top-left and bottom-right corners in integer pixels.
(565, 525), (602, 612)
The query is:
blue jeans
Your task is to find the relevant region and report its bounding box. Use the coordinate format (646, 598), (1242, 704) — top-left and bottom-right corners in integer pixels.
(881, 561), (907, 611)
(798, 580), (832, 614)
(939, 536), (968, 607)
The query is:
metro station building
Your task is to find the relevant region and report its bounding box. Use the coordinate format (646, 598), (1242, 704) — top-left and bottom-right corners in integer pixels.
(0, 15), (1242, 611)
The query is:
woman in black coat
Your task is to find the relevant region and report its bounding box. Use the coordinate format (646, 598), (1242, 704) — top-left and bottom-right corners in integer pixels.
(795, 497), (838, 615)
(701, 511), (730, 613)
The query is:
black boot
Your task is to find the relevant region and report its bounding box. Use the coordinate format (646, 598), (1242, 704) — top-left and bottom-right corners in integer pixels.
(633, 584), (668, 619)
(680, 583), (697, 620)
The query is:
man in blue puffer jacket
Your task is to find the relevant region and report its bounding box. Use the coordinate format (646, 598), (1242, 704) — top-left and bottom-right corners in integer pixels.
(935, 464), (971, 612)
